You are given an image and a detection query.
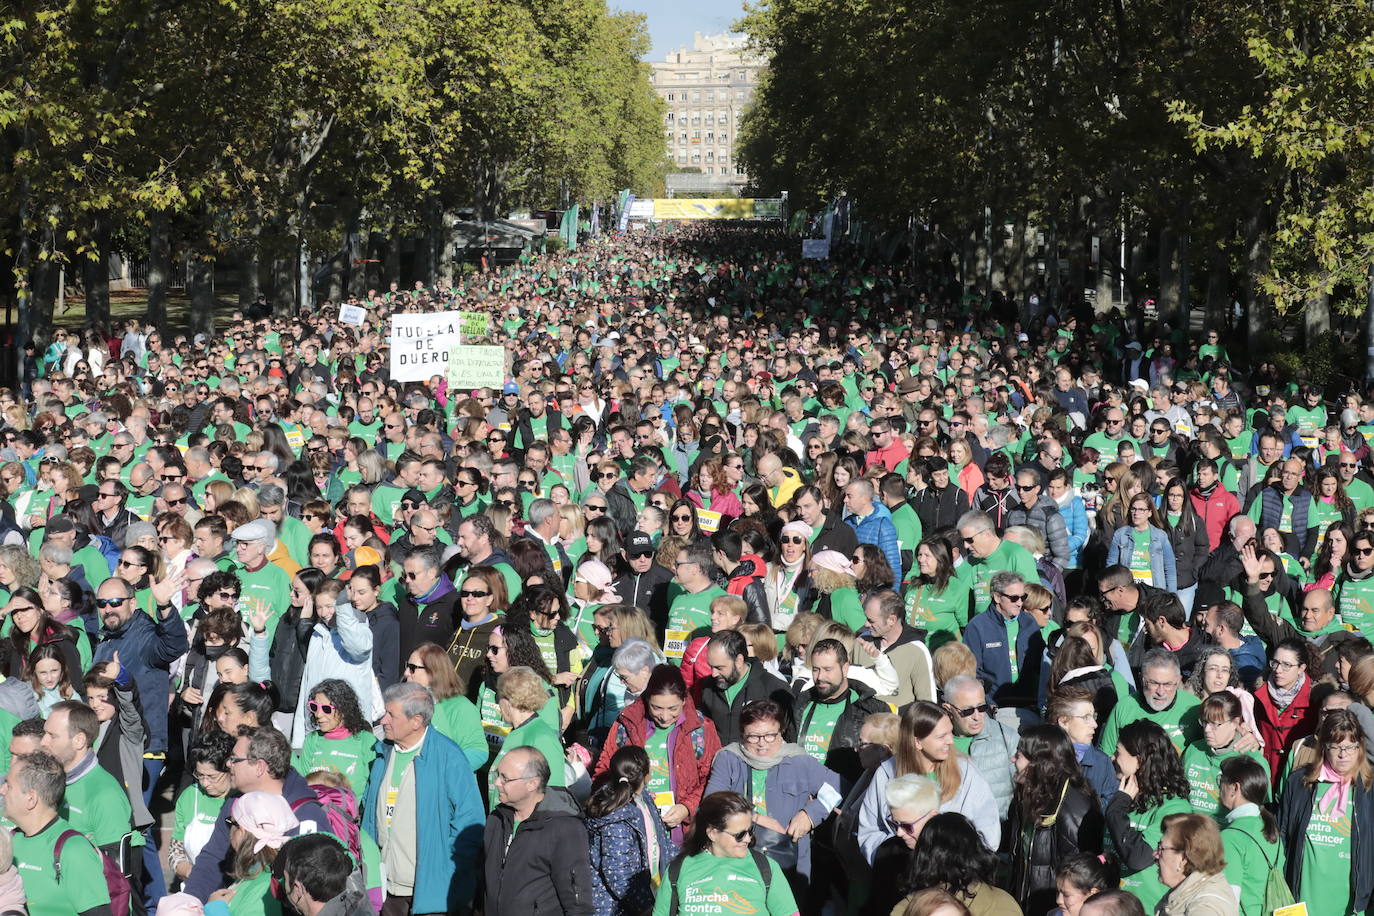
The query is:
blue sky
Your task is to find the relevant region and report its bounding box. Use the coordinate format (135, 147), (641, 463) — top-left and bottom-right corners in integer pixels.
(621, 0), (751, 61)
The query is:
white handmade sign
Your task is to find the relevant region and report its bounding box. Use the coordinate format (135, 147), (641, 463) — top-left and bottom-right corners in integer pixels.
(388, 311), (462, 381)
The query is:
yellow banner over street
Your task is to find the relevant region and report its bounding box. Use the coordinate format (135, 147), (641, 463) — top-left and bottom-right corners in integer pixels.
(651, 198), (773, 220)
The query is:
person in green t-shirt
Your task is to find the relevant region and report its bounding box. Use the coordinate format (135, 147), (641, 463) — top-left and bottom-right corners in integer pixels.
(1098, 650), (1201, 754)
(1279, 708), (1370, 916)
(488, 666), (567, 809)
(903, 538), (973, 649)
(40, 702), (134, 855)
(959, 514), (1041, 611)
(1105, 719), (1196, 914)
(170, 734), (235, 882)
(1180, 692), (1269, 819)
(1219, 755), (1286, 916)
(665, 544), (727, 662)
(292, 679), (380, 799)
(652, 791), (799, 916)
(6, 751), (113, 916)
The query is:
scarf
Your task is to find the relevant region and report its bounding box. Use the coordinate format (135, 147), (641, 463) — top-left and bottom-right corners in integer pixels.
(1269, 672), (1305, 710)
(1318, 762), (1353, 818)
(722, 740), (808, 771)
(323, 725), (352, 740)
(1194, 480), (1219, 500)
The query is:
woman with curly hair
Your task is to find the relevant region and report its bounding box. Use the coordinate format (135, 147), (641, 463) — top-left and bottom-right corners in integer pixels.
(852, 542), (895, 597)
(1008, 725), (1104, 916)
(467, 613), (559, 755)
(685, 457), (743, 521)
(0, 544), (40, 603)
(1106, 719), (1194, 912)
(810, 550), (865, 631)
(291, 678), (377, 798)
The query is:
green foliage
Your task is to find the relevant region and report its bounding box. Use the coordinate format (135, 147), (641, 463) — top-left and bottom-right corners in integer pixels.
(0, 0), (664, 319)
(737, 0), (1374, 317)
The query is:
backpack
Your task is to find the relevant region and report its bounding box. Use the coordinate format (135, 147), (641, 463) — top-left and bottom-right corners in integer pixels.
(53, 829), (131, 916)
(666, 849), (771, 916)
(1235, 829), (1295, 915)
(290, 785), (360, 862)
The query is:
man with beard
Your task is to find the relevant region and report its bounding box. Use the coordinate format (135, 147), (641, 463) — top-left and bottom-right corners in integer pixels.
(794, 639), (889, 786)
(1097, 649), (1202, 753)
(699, 630), (795, 746)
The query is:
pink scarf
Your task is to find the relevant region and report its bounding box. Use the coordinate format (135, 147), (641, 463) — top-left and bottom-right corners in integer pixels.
(1318, 762), (1352, 818)
(323, 725), (353, 740)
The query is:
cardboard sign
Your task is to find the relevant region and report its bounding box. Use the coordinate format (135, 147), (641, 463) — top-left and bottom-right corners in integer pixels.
(339, 304), (367, 326)
(460, 311), (492, 338)
(445, 345), (507, 390)
(388, 311), (463, 381)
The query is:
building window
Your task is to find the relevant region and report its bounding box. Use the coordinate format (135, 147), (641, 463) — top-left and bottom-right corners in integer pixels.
(706, 91), (714, 101)
(707, 166), (714, 174)
(666, 93), (674, 101)
(719, 133), (727, 143)
(665, 112), (674, 122)
(706, 130), (714, 140)
(691, 91), (700, 101)
(735, 90), (746, 99)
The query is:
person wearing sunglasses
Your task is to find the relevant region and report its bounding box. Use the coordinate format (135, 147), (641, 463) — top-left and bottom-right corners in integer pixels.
(657, 789), (800, 916)
(294, 678), (378, 798)
(938, 673), (1019, 822)
(963, 571), (1046, 729)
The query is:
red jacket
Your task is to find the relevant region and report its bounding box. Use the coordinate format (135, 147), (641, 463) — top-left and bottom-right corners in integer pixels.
(1254, 676), (1319, 787)
(1190, 485), (1241, 552)
(592, 695), (720, 829)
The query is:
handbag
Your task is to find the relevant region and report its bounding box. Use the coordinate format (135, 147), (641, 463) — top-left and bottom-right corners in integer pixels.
(746, 768), (800, 871)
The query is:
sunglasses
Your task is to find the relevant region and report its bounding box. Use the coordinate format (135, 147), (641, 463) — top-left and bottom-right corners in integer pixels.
(999, 593), (1027, 602)
(486, 643), (504, 654)
(951, 703), (992, 718)
(586, 505), (606, 513)
(598, 472), (618, 480)
(780, 535), (806, 545)
(460, 589), (490, 599)
(95, 597), (128, 609)
(307, 701), (335, 716)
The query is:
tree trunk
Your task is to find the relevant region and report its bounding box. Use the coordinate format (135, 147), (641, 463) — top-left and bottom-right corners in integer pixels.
(147, 211), (170, 331)
(346, 217), (367, 299)
(1304, 282), (1332, 342)
(82, 212), (112, 329)
(383, 218), (402, 289)
(270, 253), (296, 317)
(364, 230), (384, 294)
(1093, 193), (1118, 313)
(1158, 225), (1183, 331)
(1243, 201), (1274, 352)
(188, 253), (216, 336)
(238, 216), (262, 307)
(1204, 247), (1230, 332)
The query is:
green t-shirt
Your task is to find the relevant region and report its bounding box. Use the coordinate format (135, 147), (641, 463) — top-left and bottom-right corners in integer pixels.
(294, 730), (378, 799)
(1180, 741), (1269, 818)
(388, 743), (422, 790)
(1128, 528), (1153, 585)
(490, 715), (566, 809)
(798, 692), (851, 762)
(1335, 572), (1374, 640)
(1222, 814), (1286, 916)
(749, 768), (769, 815)
(1004, 616), (1021, 680)
(651, 850), (798, 916)
(172, 783), (227, 850)
(1301, 783), (1355, 916)
(236, 562), (293, 636)
(828, 586), (865, 631)
(1099, 690), (1202, 754)
(62, 762), (133, 847)
(432, 695), (489, 772)
(13, 817), (112, 916)
(225, 864), (281, 916)
(966, 540), (1040, 609)
(903, 579), (972, 648)
(665, 585), (727, 660)
(1119, 796), (1195, 913)
(644, 726), (673, 806)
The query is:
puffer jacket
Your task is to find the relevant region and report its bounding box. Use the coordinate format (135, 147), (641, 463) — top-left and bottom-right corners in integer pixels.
(585, 795), (675, 916)
(965, 718), (1019, 819)
(1008, 782), (1104, 916)
(1005, 499), (1071, 569)
(268, 600), (375, 747)
(723, 555), (771, 627)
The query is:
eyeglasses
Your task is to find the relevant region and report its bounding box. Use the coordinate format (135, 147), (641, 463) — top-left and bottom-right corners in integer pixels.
(1270, 658), (1300, 670)
(598, 472), (618, 480)
(780, 535), (806, 545)
(226, 756), (259, 767)
(585, 504), (606, 514)
(161, 473), (184, 481)
(742, 732), (781, 744)
(117, 559), (146, 569)
(1015, 484), (1037, 492)
(487, 435), (505, 443)
(493, 771), (535, 785)
(888, 812), (931, 835)
(998, 592), (1027, 602)
(307, 701), (335, 716)
(1330, 743), (1363, 757)
(166, 497), (188, 507)
(404, 662), (426, 674)
(486, 643), (504, 654)
(460, 589), (490, 599)
(719, 827), (753, 842)
(951, 703), (991, 718)
(158, 535), (178, 543)
(672, 513), (693, 522)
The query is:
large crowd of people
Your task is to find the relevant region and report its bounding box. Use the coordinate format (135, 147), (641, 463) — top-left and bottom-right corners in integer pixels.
(0, 224), (1369, 916)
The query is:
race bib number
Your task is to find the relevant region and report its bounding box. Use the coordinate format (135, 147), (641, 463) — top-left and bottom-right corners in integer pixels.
(664, 629), (689, 660)
(285, 427), (305, 451)
(384, 787), (397, 829)
(696, 509), (723, 534)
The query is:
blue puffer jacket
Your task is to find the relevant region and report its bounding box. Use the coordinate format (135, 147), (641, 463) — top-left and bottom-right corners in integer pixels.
(1056, 493), (1089, 568)
(844, 503), (902, 585)
(362, 727), (485, 914)
(93, 606), (188, 753)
